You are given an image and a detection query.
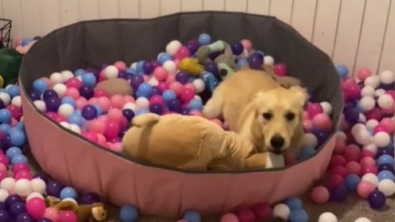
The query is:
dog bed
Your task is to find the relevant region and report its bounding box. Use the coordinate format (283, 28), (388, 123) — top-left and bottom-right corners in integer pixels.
(19, 12), (343, 217)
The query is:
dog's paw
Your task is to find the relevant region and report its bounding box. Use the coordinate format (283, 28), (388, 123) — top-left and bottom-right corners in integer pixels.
(202, 99), (220, 119)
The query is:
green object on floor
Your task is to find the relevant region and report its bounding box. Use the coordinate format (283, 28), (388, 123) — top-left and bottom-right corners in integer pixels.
(0, 48), (23, 87)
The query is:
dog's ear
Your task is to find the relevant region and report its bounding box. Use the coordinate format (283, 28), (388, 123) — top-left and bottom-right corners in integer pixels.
(289, 86), (309, 106)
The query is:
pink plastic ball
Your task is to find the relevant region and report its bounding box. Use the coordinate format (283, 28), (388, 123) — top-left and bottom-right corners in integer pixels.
(380, 118), (395, 134)
(94, 89), (109, 98)
(111, 95), (125, 109)
(7, 105), (21, 119)
(110, 142), (123, 152)
(343, 144), (361, 162)
(240, 39), (252, 51)
(42, 77), (52, 88)
(65, 88), (80, 100)
(59, 210), (78, 222)
(357, 68), (371, 81)
(273, 63), (287, 77)
(166, 74), (176, 84)
(14, 39), (23, 47)
(312, 113), (332, 130)
(251, 203), (273, 220)
(175, 46), (191, 60)
(307, 103), (324, 119)
(53, 114), (67, 123)
(143, 75), (150, 82)
(360, 165), (378, 176)
(0, 155), (9, 167)
(105, 120), (120, 140)
(26, 197), (46, 219)
(360, 157), (376, 167)
(303, 120), (313, 132)
(89, 120), (106, 134)
(234, 208), (256, 222)
(114, 61), (127, 71)
(81, 131), (99, 143)
(325, 174), (344, 190)
(75, 97), (88, 110)
(0, 163), (6, 172)
(373, 125), (386, 135)
(88, 98), (98, 105)
(357, 181), (376, 199)
(302, 111), (309, 120)
(169, 82), (183, 95)
(329, 155), (347, 168)
(44, 207), (60, 221)
(382, 104), (395, 115)
(108, 109), (123, 122)
(158, 82), (169, 92)
(97, 97), (111, 112)
(284, 152), (297, 165)
(180, 88), (195, 103)
(346, 161), (361, 175)
(365, 108), (383, 121)
(359, 150), (374, 159)
(123, 95), (135, 104)
(220, 213), (239, 222)
(345, 82), (361, 100)
(65, 78), (82, 89)
(189, 110), (202, 117)
(310, 186), (330, 204)
(0, 171), (7, 182)
(97, 133), (106, 144)
(333, 139), (346, 155)
(330, 166), (348, 178)
(183, 83), (195, 92)
(10, 118), (18, 126)
(97, 115), (109, 123)
(15, 170), (33, 180)
(150, 95), (164, 105)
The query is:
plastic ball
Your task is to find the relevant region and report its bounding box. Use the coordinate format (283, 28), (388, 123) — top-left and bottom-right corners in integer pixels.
(198, 33), (211, 45)
(50, 72), (64, 84)
(6, 146), (22, 159)
(104, 65), (119, 79)
(11, 154), (28, 165)
(284, 196), (302, 210)
(26, 197), (46, 219)
(58, 104), (75, 117)
(166, 40), (182, 55)
(310, 186), (329, 204)
(377, 179), (395, 196)
(118, 205), (139, 222)
(163, 60), (177, 75)
(234, 208), (255, 222)
(272, 203), (290, 220)
(318, 212), (338, 222)
(337, 65), (348, 78)
(379, 70), (394, 84)
(377, 94), (394, 109)
(44, 207), (59, 221)
(301, 133), (318, 149)
(289, 209), (308, 222)
(367, 191), (386, 210)
(0, 177), (15, 191)
(58, 210), (78, 222)
(81, 73), (97, 87)
(60, 187), (78, 200)
(14, 179), (32, 197)
(344, 174), (361, 192)
(330, 185), (348, 202)
(354, 218), (372, 222)
(373, 132), (390, 147)
(273, 63), (287, 77)
(251, 202), (272, 220)
(220, 213), (239, 222)
(378, 170), (395, 181)
(377, 154), (394, 166)
(46, 180), (64, 197)
(135, 97), (150, 110)
(11, 96), (22, 107)
(359, 96), (375, 111)
(26, 192), (44, 202)
(263, 55), (275, 66)
(357, 181), (376, 199)
(0, 210), (10, 222)
(361, 173), (379, 187)
(0, 189), (9, 202)
(364, 76), (380, 89)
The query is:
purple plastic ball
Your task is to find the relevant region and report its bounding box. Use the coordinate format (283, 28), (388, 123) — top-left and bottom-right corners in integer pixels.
(330, 185), (349, 202)
(204, 62), (219, 75)
(82, 105), (98, 120)
(10, 202), (27, 217)
(344, 108), (359, 124)
(149, 104), (163, 115)
(45, 97), (61, 112)
(231, 42), (244, 55)
(143, 62), (155, 74)
(166, 98), (182, 113)
(122, 109), (135, 122)
(0, 100), (4, 109)
(175, 71), (190, 84)
(151, 86), (162, 96)
(368, 191), (386, 210)
(79, 85), (94, 99)
(0, 202), (5, 210)
(378, 163), (395, 173)
(33, 172), (49, 183)
(46, 180), (65, 197)
(0, 210), (10, 222)
(118, 71), (129, 80)
(151, 61), (161, 70)
(37, 219), (53, 222)
(16, 213), (34, 222)
(43, 89), (59, 100)
(130, 75), (144, 90)
(186, 39), (200, 55)
(5, 195), (23, 207)
(80, 193), (101, 205)
(247, 53), (263, 70)
(314, 130), (330, 145)
(30, 91), (42, 101)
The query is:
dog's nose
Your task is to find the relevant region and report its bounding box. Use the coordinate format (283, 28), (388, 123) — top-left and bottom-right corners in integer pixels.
(270, 135), (285, 150)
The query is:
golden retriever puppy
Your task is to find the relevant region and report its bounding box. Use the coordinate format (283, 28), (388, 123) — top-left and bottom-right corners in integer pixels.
(202, 66), (308, 154)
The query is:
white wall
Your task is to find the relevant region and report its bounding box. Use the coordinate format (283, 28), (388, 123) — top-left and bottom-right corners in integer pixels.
(1, 0), (394, 75)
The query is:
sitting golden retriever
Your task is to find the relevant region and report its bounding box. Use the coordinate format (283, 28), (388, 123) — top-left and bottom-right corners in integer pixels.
(202, 66), (308, 155)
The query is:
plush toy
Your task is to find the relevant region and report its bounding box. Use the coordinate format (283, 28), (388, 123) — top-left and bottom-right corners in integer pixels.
(122, 113), (284, 171)
(46, 196), (108, 222)
(94, 78), (133, 96)
(0, 48), (23, 87)
(178, 58), (204, 76)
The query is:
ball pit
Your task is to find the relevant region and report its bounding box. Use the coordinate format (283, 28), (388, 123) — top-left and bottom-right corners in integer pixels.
(17, 12), (345, 217)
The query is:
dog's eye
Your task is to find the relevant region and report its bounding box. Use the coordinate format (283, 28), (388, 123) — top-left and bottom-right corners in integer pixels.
(262, 113), (272, 120)
(285, 112), (295, 121)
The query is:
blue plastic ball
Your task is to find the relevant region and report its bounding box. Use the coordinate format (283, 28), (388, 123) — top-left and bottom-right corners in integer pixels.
(298, 147), (315, 160)
(11, 154), (28, 165)
(136, 83), (153, 98)
(137, 109), (150, 116)
(60, 187), (78, 200)
(22, 38), (33, 46)
(0, 109), (12, 124)
(68, 113), (83, 126)
(14, 122), (24, 131)
(32, 79), (48, 94)
(74, 68), (85, 76)
(198, 33), (211, 45)
(9, 129), (26, 146)
(284, 196), (303, 210)
(61, 97), (76, 108)
(188, 99), (203, 111)
(6, 85), (20, 98)
(119, 205), (138, 222)
(336, 65), (349, 79)
(0, 124), (11, 134)
(94, 105), (102, 116)
(136, 61), (146, 74)
(162, 90), (177, 103)
(377, 154), (394, 166)
(6, 147), (22, 159)
(183, 210), (201, 222)
(344, 174), (361, 192)
(378, 170), (395, 181)
(237, 59), (249, 69)
(289, 209), (308, 222)
(81, 73), (97, 87)
(157, 53), (172, 64)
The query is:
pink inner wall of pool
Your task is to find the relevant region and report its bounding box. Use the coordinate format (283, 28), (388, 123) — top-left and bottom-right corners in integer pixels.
(21, 83), (336, 217)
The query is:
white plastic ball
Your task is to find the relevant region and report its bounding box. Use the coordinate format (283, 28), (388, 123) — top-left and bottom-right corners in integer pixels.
(5, 85), (12, 90)
(53, 83), (67, 97)
(378, 179), (395, 196)
(263, 55), (275, 66)
(320, 102), (333, 115)
(14, 179), (32, 197)
(272, 203), (290, 220)
(166, 40), (182, 55)
(238, 49), (249, 59)
(375, 89), (386, 98)
(135, 97), (150, 109)
(351, 123), (366, 135)
(192, 79), (205, 93)
(0, 178), (15, 191)
(104, 65), (119, 79)
(123, 102), (137, 113)
(361, 173), (379, 187)
(358, 113), (366, 123)
(59, 121), (71, 129)
(26, 192), (44, 202)
(63, 197), (78, 204)
(364, 76), (380, 89)
(58, 104), (75, 117)
(61, 70), (74, 82)
(163, 60), (177, 75)
(302, 133), (318, 148)
(336, 131), (347, 141)
(377, 94), (394, 109)
(69, 124), (81, 134)
(354, 217), (372, 222)
(354, 130), (371, 145)
(359, 96), (375, 111)
(365, 119), (379, 130)
(194, 95), (202, 101)
(373, 132), (390, 147)
(33, 100), (46, 112)
(318, 212), (338, 222)
(0, 92), (11, 105)
(379, 70), (395, 84)
(363, 143), (378, 155)
(148, 77), (159, 86)
(76, 76), (82, 82)
(30, 178), (46, 194)
(50, 72), (64, 84)
(130, 62), (137, 69)
(11, 96), (22, 107)
(361, 86), (375, 97)
(0, 189), (9, 202)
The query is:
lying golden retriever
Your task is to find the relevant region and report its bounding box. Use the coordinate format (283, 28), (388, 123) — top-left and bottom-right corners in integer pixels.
(203, 66), (308, 155)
